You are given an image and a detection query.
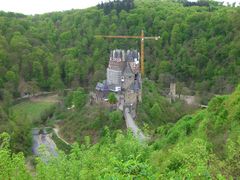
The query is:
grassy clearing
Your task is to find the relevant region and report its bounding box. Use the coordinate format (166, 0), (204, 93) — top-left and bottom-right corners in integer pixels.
(11, 95), (58, 124)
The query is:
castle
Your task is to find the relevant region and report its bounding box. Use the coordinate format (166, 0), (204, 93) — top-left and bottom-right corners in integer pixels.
(96, 49), (142, 109)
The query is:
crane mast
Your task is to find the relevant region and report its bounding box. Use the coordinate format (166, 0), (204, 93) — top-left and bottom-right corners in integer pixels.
(141, 30), (144, 77)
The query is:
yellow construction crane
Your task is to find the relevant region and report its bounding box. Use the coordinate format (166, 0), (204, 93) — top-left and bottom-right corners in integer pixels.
(95, 30), (160, 76)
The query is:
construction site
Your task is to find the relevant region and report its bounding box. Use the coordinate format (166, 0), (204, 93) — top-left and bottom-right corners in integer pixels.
(94, 30), (160, 140)
(96, 49), (142, 109)
(95, 49), (145, 140)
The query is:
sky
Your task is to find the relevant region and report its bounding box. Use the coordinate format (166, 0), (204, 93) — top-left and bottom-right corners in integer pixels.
(0, 0), (239, 15)
(0, 0), (102, 15)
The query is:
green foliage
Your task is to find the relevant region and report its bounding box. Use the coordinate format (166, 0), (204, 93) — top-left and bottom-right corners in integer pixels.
(12, 99), (56, 124)
(9, 114), (32, 155)
(65, 88), (87, 110)
(5, 71), (18, 83)
(97, 0), (134, 15)
(32, 61), (44, 86)
(34, 131), (154, 179)
(10, 32), (31, 51)
(159, 60), (172, 73)
(55, 85), (240, 177)
(0, 1), (240, 179)
(152, 138), (212, 179)
(72, 88), (87, 110)
(2, 130), (152, 179)
(0, 0), (239, 99)
(1, 78), (240, 180)
(0, 133), (31, 179)
(0, 105), (7, 123)
(50, 66), (64, 91)
(64, 59), (80, 86)
(51, 132), (72, 154)
(64, 91), (74, 108)
(150, 103), (163, 123)
(1, 80), (240, 180)
(9, 96), (58, 154)
(152, 85), (240, 178)
(2, 90), (13, 113)
(57, 103), (124, 143)
(225, 136), (240, 177)
(137, 80), (197, 128)
(108, 92), (117, 104)
(109, 110), (123, 126)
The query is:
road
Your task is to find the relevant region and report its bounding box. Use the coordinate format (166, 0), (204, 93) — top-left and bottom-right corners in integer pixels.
(124, 108), (146, 141)
(53, 126), (70, 145)
(117, 94), (147, 141)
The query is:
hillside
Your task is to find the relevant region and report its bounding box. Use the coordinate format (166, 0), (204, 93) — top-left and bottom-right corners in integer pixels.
(0, 0), (240, 178)
(151, 85), (240, 178)
(1, 84), (240, 179)
(0, 0), (239, 146)
(0, 0), (239, 98)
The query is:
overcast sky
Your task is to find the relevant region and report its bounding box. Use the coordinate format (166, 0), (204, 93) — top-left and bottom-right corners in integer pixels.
(0, 0), (102, 15)
(0, 0), (239, 15)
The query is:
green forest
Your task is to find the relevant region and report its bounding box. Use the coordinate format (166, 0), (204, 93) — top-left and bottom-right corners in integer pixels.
(0, 0), (239, 98)
(1, 85), (240, 178)
(0, 0), (240, 179)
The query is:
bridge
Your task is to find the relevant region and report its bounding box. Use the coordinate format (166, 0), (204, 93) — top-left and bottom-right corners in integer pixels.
(117, 95), (147, 141)
(124, 107), (146, 141)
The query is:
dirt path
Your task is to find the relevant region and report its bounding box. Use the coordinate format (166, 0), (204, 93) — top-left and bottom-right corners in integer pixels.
(30, 94), (59, 103)
(53, 125), (70, 145)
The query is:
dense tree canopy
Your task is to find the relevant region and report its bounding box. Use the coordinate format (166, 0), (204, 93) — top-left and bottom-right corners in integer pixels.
(0, 0), (240, 178)
(0, 0), (239, 100)
(1, 83), (240, 178)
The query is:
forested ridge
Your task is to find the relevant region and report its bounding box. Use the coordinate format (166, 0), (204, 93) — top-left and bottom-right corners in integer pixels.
(0, 0), (240, 178)
(0, 0), (240, 98)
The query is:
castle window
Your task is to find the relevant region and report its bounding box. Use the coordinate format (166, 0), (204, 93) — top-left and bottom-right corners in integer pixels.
(134, 74), (137, 80)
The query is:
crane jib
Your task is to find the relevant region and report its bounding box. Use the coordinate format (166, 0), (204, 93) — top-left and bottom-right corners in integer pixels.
(94, 31), (160, 75)
(95, 36), (160, 40)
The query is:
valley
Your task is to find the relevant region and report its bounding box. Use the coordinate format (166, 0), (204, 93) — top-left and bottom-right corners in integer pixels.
(0, 0), (240, 179)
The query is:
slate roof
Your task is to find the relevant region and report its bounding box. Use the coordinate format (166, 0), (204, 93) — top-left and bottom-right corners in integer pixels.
(96, 81), (109, 91)
(123, 62), (134, 76)
(110, 49), (139, 62)
(96, 82), (104, 91)
(125, 50), (139, 62)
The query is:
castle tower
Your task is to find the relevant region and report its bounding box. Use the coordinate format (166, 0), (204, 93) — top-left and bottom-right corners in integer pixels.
(107, 49), (125, 91)
(106, 49), (142, 104)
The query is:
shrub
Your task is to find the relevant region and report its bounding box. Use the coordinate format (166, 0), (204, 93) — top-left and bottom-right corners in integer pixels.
(108, 93), (117, 104)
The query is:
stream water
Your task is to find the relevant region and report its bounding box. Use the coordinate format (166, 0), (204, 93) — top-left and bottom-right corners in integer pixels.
(32, 128), (58, 161)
